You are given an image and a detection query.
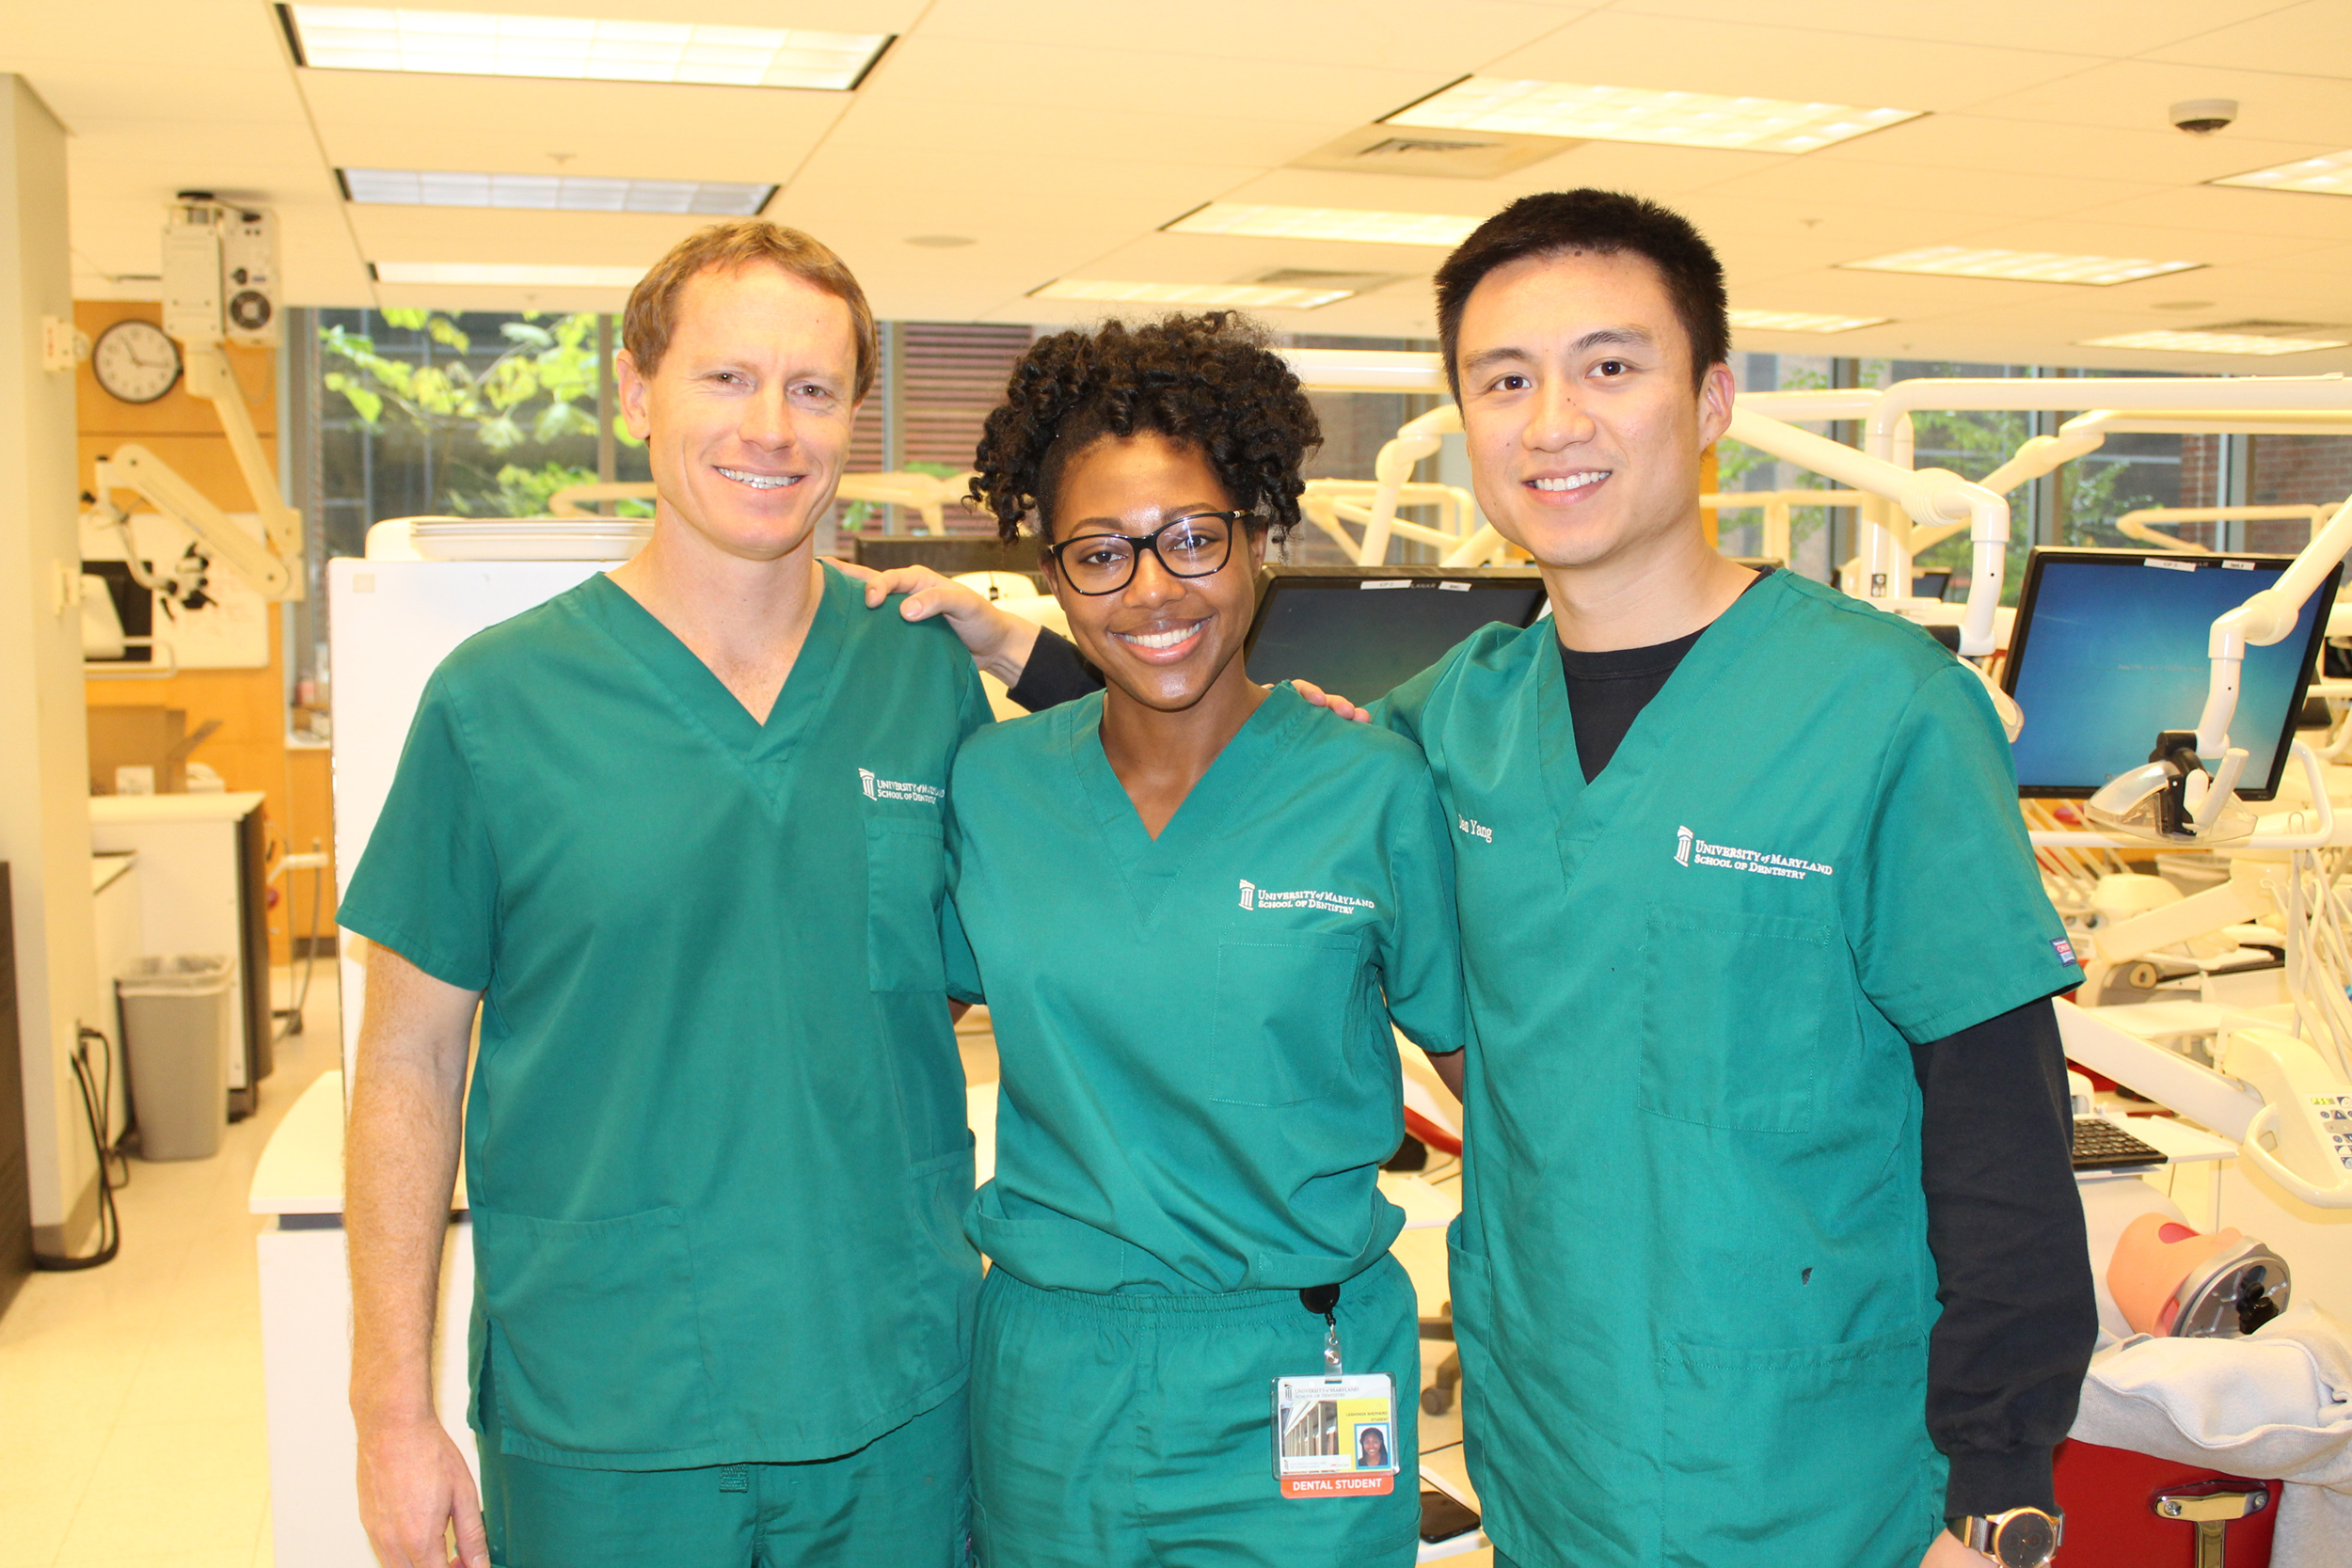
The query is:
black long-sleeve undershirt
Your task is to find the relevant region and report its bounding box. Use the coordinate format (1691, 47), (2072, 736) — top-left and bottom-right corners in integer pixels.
(1009, 622), (2097, 1515)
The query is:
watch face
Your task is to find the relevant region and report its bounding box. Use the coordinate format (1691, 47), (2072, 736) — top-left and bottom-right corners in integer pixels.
(92, 320), (182, 404)
(1995, 1512), (2059, 1567)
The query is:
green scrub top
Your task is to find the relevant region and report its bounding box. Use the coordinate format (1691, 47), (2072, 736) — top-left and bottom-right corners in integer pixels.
(941, 684), (1468, 1294)
(339, 567), (989, 1472)
(1376, 571), (2077, 1568)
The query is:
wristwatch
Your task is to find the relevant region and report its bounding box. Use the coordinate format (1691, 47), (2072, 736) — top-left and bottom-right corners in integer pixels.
(1947, 1507), (2063, 1567)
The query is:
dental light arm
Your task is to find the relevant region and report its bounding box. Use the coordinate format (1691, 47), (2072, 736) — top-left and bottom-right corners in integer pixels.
(1724, 405), (2010, 656)
(1358, 404), (1461, 567)
(88, 444), (294, 599)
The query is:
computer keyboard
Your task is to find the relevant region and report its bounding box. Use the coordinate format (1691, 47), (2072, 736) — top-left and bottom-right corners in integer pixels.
(2073, 1117), (2167, 1171)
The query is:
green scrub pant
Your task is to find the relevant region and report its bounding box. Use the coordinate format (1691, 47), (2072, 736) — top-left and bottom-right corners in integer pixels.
(969, 1253), (1422, 1568)
(478, 1385), (972, 1568)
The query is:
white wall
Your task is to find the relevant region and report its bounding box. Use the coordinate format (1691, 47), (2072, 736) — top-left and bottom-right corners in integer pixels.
(0, 74), (101, 1242)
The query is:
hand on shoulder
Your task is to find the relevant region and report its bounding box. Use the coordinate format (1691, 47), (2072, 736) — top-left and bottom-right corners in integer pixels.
(1289, 678), (1372, 724)
(824, 560), (1041, 685)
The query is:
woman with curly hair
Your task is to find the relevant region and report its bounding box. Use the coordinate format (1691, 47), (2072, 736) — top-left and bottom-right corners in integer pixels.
(930, 313), (1466, 1566)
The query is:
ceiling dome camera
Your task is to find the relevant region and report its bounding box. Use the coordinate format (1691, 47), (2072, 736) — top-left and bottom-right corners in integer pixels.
(2170, 99), (2238, 135)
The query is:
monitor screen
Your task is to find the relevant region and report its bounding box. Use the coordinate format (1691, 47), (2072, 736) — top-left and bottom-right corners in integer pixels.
(2001, 548), (2338, 800)
(1245, 567), (1549, 704)
(1912, 569), (1952, 600)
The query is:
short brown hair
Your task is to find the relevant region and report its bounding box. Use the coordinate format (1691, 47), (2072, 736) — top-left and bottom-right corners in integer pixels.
(622, 220), (879, 402)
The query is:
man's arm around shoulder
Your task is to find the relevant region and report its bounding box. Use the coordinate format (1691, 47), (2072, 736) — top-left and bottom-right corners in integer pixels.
(346, 943), (490, 1568)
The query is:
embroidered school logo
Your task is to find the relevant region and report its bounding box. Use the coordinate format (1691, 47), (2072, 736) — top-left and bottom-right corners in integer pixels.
(857, 768), (944, 804)
(1239, 879), (1374, 914)
(1458, 816), (1493, 844)
(2053, 938), (2079, 967)
(1676, 829), (1833, 881)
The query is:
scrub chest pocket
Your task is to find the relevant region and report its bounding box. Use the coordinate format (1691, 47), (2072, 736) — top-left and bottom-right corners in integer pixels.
(1207, 931), (1363, 1106)
(866, 818), (948, 992)
(1640, 904), (1836, 1134)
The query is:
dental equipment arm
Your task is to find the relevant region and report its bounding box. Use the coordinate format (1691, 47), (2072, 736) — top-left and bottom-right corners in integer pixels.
(1358, 404), (1461, 566)
(88, 443), (294, 599)
(1724, 405), (2010, 656)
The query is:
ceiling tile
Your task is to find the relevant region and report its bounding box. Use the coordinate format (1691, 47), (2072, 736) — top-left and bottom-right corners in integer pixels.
(1694, 157), (2167, 221)
(2069, 182), (2352, 241)
(914, 0), (1581, 71)
(1479, 11), (2099, 111)
(847, 33), (1442, 126)
(1599, 0), (2294, 56)
(301, 70), (850, 184)
(1961, 58), (2352, 143)
(1805, 112), (2329, 182)
(2143, 2), (2352, 79)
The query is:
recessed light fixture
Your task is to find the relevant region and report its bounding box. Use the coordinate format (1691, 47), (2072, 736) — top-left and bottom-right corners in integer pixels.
(2212, 148), (2352, 198)
(371, 261), (647, 288)
(1387, 77), (1920, 153)
(2079, 329), (2349, 356)
(1030, 279), (1354, 309)
(1841, 246), (2201, 286)
(903, 234), (977, 248)
(342, 168), (774, 215)
(1727, 309), (1887, 334)
(1164, 203), (1481, 247)
(283, 7), (892, 90)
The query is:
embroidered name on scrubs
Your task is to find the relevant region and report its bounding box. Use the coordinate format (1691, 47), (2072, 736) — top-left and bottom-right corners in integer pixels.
(1674, 824), (1833, 879)
(1457, 816), (1492, 843)
(859, 768), (944, 803)
(1235, 879), (1374, 914)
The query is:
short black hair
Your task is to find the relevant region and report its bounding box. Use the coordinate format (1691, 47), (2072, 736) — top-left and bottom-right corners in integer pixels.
(1434, 189), (1729, 396)
(967, 311), (1320, 547)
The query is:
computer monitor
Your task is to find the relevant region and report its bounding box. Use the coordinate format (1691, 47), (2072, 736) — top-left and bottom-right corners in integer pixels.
(1912, 569), (1952, 600)
(1245, 566), (1549, 703)
(848, 533), (1042, 589)
(2001, 548), (2340, 800)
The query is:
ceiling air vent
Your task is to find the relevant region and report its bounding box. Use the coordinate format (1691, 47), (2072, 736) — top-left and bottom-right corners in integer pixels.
(1289, 123), (1578, 180)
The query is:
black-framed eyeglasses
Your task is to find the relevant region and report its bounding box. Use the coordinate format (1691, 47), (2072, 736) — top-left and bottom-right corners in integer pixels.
(1043, 512), (1246, 595)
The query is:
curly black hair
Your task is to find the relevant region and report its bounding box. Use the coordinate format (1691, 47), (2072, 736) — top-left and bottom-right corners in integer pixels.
(966, 312), (1321, 548)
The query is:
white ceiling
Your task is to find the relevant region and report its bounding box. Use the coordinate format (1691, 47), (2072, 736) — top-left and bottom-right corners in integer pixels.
(9, 0), (2350, 372)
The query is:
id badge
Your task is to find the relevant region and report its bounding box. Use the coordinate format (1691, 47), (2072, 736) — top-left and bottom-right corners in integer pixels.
(1270, 1373), (1399, 1497)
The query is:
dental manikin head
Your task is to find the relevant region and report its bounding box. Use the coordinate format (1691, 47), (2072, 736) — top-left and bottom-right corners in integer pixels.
(965, 313), (1320, 715)
(1434, 189), (1738, 578)
(614, 220), (878, 565)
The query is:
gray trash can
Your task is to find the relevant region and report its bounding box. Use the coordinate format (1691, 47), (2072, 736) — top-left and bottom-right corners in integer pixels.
(117, 955), (234, 1161)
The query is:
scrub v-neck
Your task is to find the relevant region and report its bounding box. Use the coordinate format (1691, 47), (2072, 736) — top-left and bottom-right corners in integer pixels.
(1073, 684), (1306, 879)
(1535, 568), (1789, 883)
(581, 567), (848, 764)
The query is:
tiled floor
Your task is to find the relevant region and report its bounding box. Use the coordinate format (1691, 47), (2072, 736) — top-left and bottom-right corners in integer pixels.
(4, 978), (1490, 1567)
(2, 960), (342, 1568)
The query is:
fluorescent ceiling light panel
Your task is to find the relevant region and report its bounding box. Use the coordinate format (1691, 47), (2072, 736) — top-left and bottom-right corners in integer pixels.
(1165, 203), (1480, 247)
(2079, 329), (2349, 356)
(1727, 309), (1886, 334)
(1031, 279), (1353, 309)
(1387, 78), (1919, 153)
(372, 261), (646, 288)
(2212, 149), (2352, 198)
(286, 7), (889, 89)
(343, 168), (774, 214)
(1841, 246), (2201, 286)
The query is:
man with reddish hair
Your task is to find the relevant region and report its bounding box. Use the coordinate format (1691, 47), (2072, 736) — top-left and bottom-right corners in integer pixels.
(340, 219), (986, 1568)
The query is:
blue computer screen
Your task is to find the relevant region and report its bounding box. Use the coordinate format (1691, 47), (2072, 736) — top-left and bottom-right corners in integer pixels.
(2006, 554), (2327, 798)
